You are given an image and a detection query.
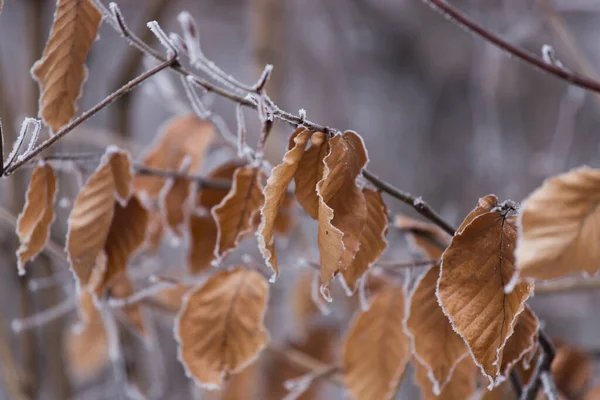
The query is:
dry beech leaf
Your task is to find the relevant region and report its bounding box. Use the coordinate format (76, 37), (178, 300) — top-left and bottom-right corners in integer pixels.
(65, 290), (108, 381)
(159, 172), (192, 237)
(317, 131), (368, 297)
(66, 149), (133, 289)
(145, 211), (164, 253)
(176, 268), (269, 389)
(134, 114), (215, 198)
(149, 284), (192, 313)
(342, 285), (410, 400)
(552, 341), (592, 399)
(499, 306), (538, 377)
(274, 195), (296, 235)
(32, 0), (101, 133)
(258, 127), (312, 281)
(585, 385), (600, 400)
(294, 131), (329, 219)
(414, 356), (477, 400)
(405, 265), (469, 394)
(96, 195), (149, 295)
(437, 196), (534, 386)
(394, 215), (451, 258)
(212, 166), (265, 262)
(16, 163), (57, 275)
(516, 167), (600, 281)
(341, 189), (388, 294)
(456, 194), (498, 233)
(110, 276), (145, 334)
(203, 362), (260, 400)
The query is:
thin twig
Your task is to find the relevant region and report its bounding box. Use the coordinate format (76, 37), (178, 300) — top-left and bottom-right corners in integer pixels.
(535, 276), (600, 295)
(133, 164), (232, 190)
(522, 330), (556, 400)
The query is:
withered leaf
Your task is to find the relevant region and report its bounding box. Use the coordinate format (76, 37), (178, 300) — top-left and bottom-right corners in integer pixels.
(65, 290), (108, 381)
(394, 215), (451, 258)
(110, 275), (145, 334)
(516, 167), (600, 281)
(317, 131), (368, 297)
(342, 285), (410, 400)
(499, 306), (538, 378)
(294, 131), (329, 219)
(144, 211), (164, 253)
(414, 356), (477, 400)
(66, 149), (133, 290)
(32, 0), (101, 133)
(16, 163), (57, 275)
(585, 385), (600, 400)
(176, 267), (269, 389)
(134, 114), (215, 198)
(258, 127), (312, 281)
(274, 195), (296, 235)
(159, 172), (192, 237)
(149, 284), (191, 313)
(456, 194), (498, 233)
(405, 265), (469, 394)
(203, 362), (260, 400)
(437, 198), (533, 386)
(341, 189), (388, 294)
(212, 166), (265, 263)
(552, 341), (592, 399)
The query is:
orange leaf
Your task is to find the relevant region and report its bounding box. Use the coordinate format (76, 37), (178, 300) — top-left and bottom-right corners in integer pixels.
(16, 163), (57, 275)
(342, 285), (410, 400)
(414, 356), (477, 400)
(394, 215), (450, 259)
(212, 166), (265, 262)
(31, 0), (101, 133)
(405, 265), (468, 394)
(258, 127), (312, 281)
(294, 131), (329, 219)
(341, 189), (388, 294)
(317, 131), (368, 298)
(66, 148), (133, 290)
(516, 167), (600, 281)
(437, 197), (533, 386)
(159, 171), (192, 237)
(273, 195), (296, 235)
(176, 267), (269, 389)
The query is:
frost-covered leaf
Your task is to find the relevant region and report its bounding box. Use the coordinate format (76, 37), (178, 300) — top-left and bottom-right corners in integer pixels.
(294, 131), (329, 219)
(405, 265), (468, 394)
(176, 267), (269, 389)
(437, 197), (534, 386)
(16, 163), (57, 275)
(499, 306), (538, 378)
(144, 211), (164, 253)
(516, 167), (600, 281)
(258, 127), (312, 281)
(342, 284), (410, 400)
(32, 0), (101, 133)
(414, 356), (477, 400)
(159, 171), (192, 237)
(134, 114), (215, 198)
(150, 284), (192, 313)
(66, 149), (133, 290)
(394, 215), (450, 258)
(317, 131), (368, 297)
(110, 275), (145, 334)
(212, 166), (265, 262)
(274, 195), (296, 235)
(341, 189), (388, 294)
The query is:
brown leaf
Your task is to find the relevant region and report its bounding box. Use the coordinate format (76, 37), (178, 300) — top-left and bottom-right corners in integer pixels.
(32, 0), (101, 133)
(258, 127), (312, 280)
(274, 195), (296, 235)
(16, 164), (57, 275)
(134, 114), (215, 198)
(414, 356), (477, 400)
(552, 341), (592, 399)
(585, 385), (600, 400)
(405, 265), (469, 394)
(144, 211), (164, 253)
(294, 131), (329, 219)
(437, 198), (534, 386)
(516, 167), (600, 281)
(342, 285), (410, 400)
(394, 215), (451, 258)
(456, 194), (498, 233)
(65, 290), (108, 381)
(341, 189), (388, 294)
(203, 362), (261, 400)
(149, 284), (192, 313)
(212, 166), (265, 262)
(499, 306), (539, 378)
(159, 172), (192, 237)
(96, 195), (149, 295)
(110, 276), (145, 334)
(176, 267), (269, 389)
(66, 149), (133, 290)
(317, 131), (368, 297)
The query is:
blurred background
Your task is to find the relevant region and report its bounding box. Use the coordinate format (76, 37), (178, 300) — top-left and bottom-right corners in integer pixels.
(0, 0), (600, 399)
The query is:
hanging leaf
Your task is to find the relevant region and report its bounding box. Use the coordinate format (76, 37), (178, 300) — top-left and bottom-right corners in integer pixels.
(341, 189), (388, 294)
(258, 127), (312, 281)
(203, 362), (261, 400)
(64, 290), (108, 381)
(552, 340), (592, 399)
(414, 356), (477, 400)
(110, 276), (146, 334)
(437, 196), (534, 386)
(394, 215), (450, 258)
(32, 0), (101, 133)
(294, 131), (329, 219)
(159, 172), (192, 237)
(144, 211), (164, 253)
(66, 148), (133, 290)
(405, 265), (469, 394)
(317, 131), (368, 297)
(516, 167), (600, 281)
(212, 166), (265, 262)
(16, 163), (57, 275)
(499, 306), (538, 378)
(342, 284), (410, 400)
(134, 114), (215, 199)
(274, 195), (296, 235)
(176, 267), (269, 389)
(149, 284), (192, 313)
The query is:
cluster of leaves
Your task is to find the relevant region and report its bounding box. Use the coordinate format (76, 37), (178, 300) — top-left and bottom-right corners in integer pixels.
(7, 0), (600, 399)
